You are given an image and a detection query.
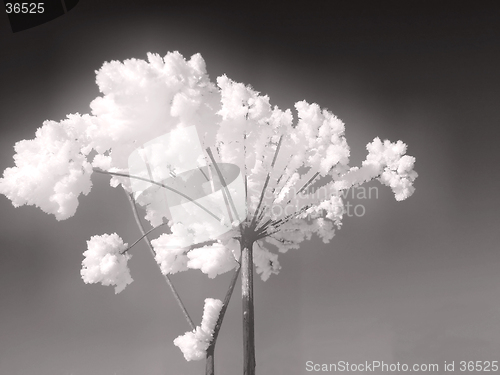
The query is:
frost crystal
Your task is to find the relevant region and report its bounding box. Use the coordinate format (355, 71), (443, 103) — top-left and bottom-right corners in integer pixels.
(187, 241), (238, 278)
(0, 115), (93, 220)
(253, 242), (281, 281)
(174, 298), (223, 361)
(81, 233), (133, 293)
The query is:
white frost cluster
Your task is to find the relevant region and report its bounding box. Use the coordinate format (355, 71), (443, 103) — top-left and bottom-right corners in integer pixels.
(0, 51), (417, 290)
(151, 222), (238, 278)
(332, 137), (418, 201)
(81, 233), (133, 293)
(0, 115), (93, 220)
(364, 137), (418, 201)
(253, 242), (281, 281)
(187, 241), (239, 278)
(174, 298), (223, 361)
(151, 222), (194, 275)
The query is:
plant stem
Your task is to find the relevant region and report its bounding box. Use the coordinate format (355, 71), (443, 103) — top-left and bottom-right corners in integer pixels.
(94, 168), (225, 225)
(120, 221), (168, 255)
(205, 346), (215, 375)
(241, 235), (256, 375)
(205, 261), (242, 375)
(250, 135), (283, 230)
(205, 147), (239, 223)
(124, 188), (195, 330)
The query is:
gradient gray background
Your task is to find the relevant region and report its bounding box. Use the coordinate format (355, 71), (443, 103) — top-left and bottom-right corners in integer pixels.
(1, 1), (500, 374)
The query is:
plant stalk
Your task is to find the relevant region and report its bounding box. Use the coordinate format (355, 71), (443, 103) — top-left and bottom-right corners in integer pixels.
(124, 189), (195, 330)
(205, 261), (241, 375)
(241, 235), (256, 375)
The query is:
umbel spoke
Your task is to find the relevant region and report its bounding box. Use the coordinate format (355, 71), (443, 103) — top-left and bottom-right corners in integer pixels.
(93, 168), (227, 226)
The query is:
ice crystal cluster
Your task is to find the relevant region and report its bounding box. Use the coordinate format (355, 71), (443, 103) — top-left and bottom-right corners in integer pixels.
(81, 233), (133, 294)
(0, 51), (417, 357)
(174, 298), (223, 361)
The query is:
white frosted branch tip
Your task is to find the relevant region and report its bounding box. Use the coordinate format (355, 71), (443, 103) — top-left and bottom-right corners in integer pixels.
(174, 298), (223, 361)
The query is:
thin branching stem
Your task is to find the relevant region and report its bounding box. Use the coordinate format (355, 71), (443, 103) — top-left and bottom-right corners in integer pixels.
(93, 168), (227, 226)
(262, 143), (296, 212)
(258, 166), (338, 236)
(206, 262), (242, 375)
(205, 147), (239, 223)
(255, 205), (267, 226)
(279, 166), (335, 209)
(271, 151), (294, 193)
(214, 263), (242, 343)
(250, 135), (283, 229)
(295, 171), (321, 196)
(124, 189), (195, 330)
(267, 170), (320, 217)
(120, 221), (168, 254)
(243, 132), (248, 213)
(256, 204), (313, 239)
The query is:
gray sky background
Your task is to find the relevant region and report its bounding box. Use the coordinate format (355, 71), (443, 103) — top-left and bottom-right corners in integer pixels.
(1, 2), (500, 374)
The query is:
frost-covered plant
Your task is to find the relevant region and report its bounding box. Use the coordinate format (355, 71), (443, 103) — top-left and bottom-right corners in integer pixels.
(174, 298), (223, 361)
(0, 51), (417, 375)
(81, 233), (133, 294)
